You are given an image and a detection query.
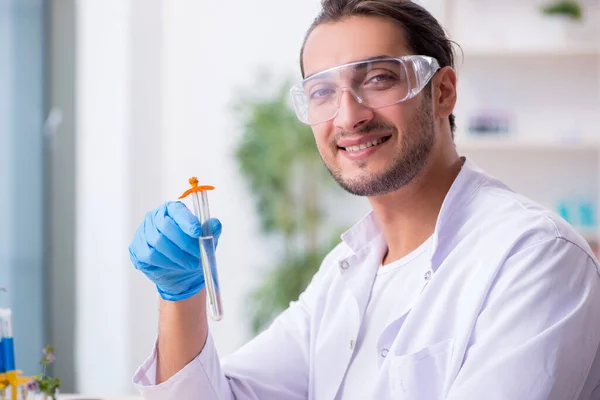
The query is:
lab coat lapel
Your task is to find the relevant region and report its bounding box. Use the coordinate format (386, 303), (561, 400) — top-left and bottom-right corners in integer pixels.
(314, 228), (387, 400)
(378, 158), (488, 349)
(338, 233), (387, 313)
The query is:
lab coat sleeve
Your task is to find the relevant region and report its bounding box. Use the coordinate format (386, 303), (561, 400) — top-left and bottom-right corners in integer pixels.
(133, 330), (232, 399)
(446, 237), (600, 400)
(133, 249), (336, 400)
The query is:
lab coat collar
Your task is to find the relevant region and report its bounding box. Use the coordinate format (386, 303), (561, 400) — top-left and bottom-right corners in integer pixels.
(340, 211), (383, 253)
(340, 157), (486, 264)
(432, 157), (487, 241)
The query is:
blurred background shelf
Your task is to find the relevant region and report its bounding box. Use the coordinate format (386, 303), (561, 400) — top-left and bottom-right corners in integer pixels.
(458, 45), (600, 58)
(455, 136), (600, 152)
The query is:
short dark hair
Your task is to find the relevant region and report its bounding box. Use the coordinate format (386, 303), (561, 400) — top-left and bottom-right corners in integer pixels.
(300, 0), (457, 134)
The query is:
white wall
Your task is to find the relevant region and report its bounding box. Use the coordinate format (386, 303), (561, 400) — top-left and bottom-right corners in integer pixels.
(126, 0), (165, 383)
(75, 0), (131, 395)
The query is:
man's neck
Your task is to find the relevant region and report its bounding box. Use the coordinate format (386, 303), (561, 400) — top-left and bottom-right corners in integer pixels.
(371, 156), (463, 266)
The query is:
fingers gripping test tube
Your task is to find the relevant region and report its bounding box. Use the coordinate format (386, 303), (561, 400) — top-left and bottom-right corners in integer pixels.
(180, 177), (224, 321)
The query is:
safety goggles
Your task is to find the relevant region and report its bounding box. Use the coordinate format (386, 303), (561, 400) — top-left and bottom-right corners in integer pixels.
(291, 55), (440, 125)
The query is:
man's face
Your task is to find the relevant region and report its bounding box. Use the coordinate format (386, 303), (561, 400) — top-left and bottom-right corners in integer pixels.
(302, 16), (436, 197)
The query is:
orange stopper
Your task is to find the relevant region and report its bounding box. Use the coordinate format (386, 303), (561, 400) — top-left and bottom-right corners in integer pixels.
(179, 176), (215, 199)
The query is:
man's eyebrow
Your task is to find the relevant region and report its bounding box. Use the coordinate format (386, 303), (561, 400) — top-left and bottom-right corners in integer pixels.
(360, 54), (395, 63)
(304, 54), (396, 80)
(351, 55), (396, 71)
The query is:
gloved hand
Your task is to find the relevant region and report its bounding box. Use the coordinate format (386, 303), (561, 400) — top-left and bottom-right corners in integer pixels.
(129, 201), (222, 301)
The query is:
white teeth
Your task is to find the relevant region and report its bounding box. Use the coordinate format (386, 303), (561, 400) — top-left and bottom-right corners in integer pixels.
(345, 137), (387, 152)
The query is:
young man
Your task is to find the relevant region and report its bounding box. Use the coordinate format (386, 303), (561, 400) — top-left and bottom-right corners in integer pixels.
(129, 0), (600, 399)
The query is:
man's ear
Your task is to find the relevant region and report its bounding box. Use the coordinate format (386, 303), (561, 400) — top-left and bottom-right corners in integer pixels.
(433, 66), (457, 119)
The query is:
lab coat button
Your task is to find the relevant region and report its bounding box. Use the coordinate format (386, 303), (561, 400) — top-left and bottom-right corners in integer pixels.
(349, 340), (355, 349)
(424, 270), (432, 281)
(380, 348), (389, 358)
(340, 260), (350, 270)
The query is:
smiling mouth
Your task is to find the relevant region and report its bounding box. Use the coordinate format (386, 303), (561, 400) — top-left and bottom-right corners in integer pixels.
(340, 135), (392, 152)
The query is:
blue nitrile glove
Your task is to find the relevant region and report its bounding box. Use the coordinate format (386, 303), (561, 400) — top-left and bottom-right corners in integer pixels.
(128, 201), (222, 301)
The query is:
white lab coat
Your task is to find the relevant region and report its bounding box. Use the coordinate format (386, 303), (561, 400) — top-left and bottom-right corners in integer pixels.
(134, 157), (600, 399)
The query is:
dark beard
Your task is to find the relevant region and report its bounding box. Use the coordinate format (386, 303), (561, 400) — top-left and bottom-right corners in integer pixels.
(326, 103), (435, 197)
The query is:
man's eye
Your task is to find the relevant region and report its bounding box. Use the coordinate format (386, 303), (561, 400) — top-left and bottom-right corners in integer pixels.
(366, 74), (398, 85)
(310, 88), (335, 99)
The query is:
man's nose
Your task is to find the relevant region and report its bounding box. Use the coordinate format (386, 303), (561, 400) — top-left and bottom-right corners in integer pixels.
(333, 89), (374, 132)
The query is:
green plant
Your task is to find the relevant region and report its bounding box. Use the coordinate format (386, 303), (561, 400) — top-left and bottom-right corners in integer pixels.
(26, 345), (61, 399)
(234, 74), (345, 334)
(541, 0), (583, 20)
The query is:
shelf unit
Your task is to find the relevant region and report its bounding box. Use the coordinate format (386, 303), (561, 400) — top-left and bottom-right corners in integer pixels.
(458, 45), (600, 59)
(455, 136), (600, 152)
(431, 0), (600, 254)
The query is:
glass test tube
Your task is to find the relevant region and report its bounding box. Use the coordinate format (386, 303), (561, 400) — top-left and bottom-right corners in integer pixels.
(0, 308), (15, 372)
(191, 189), (223, 321)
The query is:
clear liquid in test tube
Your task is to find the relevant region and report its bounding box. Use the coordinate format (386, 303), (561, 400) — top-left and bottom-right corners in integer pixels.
(180, 177), (223, 321)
